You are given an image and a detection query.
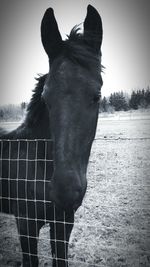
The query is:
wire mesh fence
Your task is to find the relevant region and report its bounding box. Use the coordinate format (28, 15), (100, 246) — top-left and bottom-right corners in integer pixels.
(0, 137), (150, 267)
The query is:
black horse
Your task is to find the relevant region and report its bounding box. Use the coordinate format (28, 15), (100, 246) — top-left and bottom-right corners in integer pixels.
(0, 5), (103, 267)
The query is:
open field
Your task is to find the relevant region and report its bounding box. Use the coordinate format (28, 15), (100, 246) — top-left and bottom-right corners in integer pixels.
(0, 111), (150, 266)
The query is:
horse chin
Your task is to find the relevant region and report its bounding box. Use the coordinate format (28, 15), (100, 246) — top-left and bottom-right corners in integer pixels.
(54, 201), (82, 212)
(50, 189), (82, 212)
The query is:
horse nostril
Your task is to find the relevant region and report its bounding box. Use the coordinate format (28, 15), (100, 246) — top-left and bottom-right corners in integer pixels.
(73, 187), (82, 205)
(73, 189), (82, 210)
(74, 190), (81, 201)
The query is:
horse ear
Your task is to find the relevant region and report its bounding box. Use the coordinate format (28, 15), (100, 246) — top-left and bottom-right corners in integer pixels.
(84, 5), (103, 53)
(41, 8), (62, 60)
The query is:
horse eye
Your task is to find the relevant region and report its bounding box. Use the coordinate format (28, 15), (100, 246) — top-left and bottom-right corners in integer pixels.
(92, 94), (101, 104)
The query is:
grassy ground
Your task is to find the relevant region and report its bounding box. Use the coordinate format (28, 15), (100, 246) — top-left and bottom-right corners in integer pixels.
(0, 112), (150, 266)
(68, 116), (150, 266)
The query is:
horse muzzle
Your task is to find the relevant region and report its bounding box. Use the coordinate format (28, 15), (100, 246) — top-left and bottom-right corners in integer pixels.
(49, 169), (86, 211)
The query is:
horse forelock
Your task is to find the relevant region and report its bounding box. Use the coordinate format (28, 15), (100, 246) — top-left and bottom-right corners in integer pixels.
(63, 26), (102, 72)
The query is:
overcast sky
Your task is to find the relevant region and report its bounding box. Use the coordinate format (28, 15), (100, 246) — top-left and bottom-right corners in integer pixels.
(0, 0), (150, 104)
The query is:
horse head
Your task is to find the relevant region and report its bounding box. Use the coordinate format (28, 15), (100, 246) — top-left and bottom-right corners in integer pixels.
(41, 5), (103, 211)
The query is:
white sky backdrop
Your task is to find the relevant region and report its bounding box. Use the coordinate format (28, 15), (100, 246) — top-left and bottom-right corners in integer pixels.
(0, 0), (150, 104)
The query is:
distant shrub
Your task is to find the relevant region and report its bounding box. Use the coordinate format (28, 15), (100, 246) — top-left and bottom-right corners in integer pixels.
(109, 91), (129, 111)
(0, 103), (27, 122)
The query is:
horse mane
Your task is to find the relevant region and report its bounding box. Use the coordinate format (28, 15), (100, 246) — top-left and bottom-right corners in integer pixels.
(24, 74), (48, 127)
(63, 26), (102, 72)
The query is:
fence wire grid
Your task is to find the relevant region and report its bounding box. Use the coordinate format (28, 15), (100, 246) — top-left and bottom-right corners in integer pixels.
(0, 138), (150, 267)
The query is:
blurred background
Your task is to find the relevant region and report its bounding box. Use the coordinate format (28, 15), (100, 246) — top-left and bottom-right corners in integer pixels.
(0, 0), (150, 105)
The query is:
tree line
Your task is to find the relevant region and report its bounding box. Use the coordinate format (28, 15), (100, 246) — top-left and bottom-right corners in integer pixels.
(100, 87), (150, 112)
(0, 87), (150, 121)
